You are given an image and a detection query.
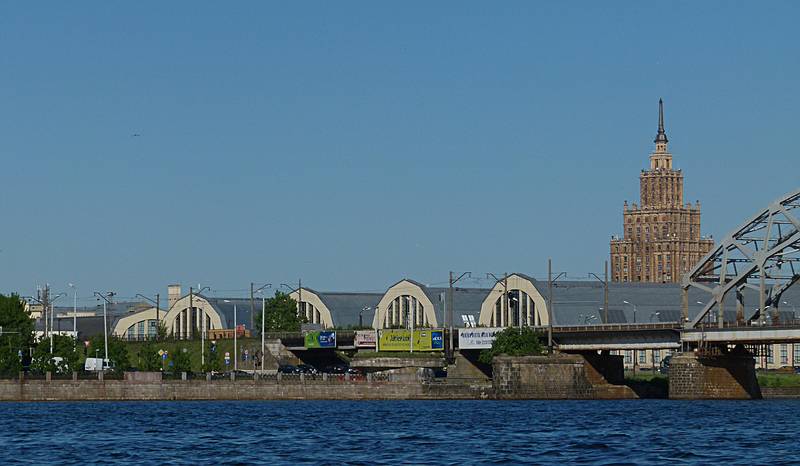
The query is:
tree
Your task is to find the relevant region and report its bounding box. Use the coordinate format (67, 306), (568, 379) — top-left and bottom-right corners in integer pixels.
(256, 292), (306, 332)
(155, 321), (168, 341)
(202, 341), (222, 373)
(30, 334), (80, 374)
(0, 294), (34, 376)
(89, 335), (130, 372)
(137, 341), (161, 371)
(171, 346), (192, 373)
(479, 327), (546, 364)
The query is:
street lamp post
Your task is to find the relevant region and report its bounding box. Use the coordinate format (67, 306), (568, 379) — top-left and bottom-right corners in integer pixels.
(650, 312), (661, 323)
(188, 286), (211, 367)
(623, 300), (637, 373)
(48, 293), (66, 354)
(68, 284), (77, 338)
(234, 304), (237, 371)
(783, 301), (797, 323)
(224, 300), (239, 371)
(253, 284), (272, 375)
(94, 291), (115, 367)
(359, 307), (372, 328)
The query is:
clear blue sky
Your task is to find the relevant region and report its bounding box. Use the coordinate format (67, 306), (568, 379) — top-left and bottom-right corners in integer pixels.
(1, 2), (798, 303)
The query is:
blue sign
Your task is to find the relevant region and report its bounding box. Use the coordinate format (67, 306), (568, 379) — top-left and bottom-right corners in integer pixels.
(305, 331), (337, 348)
(431, 330), (444, 349)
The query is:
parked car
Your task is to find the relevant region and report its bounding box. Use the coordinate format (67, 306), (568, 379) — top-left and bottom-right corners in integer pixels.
(278, 364), (299, 374)
(296, 364), (319, 375)
(323, 364), (347, 374)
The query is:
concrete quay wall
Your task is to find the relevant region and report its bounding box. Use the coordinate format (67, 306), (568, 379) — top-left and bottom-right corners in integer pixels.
(0, 379), (491, 402)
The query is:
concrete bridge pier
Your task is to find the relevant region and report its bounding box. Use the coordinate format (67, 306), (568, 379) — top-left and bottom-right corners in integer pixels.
(669, 346), (761, 399)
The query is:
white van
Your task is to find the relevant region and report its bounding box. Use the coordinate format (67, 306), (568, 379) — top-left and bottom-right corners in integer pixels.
(84, 358), (113, 372)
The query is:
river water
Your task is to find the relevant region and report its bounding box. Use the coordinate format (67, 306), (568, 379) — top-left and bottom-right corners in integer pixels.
(2, 400), (799, 465)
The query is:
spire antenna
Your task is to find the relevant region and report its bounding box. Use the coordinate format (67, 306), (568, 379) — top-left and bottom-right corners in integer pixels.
(654, 98), (668, 144)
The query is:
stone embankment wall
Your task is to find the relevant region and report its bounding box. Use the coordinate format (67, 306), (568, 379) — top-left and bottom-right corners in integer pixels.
(761, 387), (800, 399)
(669, 351), (762, 400)
(492, 354), (636, 399)
(0, 378), (491, 402)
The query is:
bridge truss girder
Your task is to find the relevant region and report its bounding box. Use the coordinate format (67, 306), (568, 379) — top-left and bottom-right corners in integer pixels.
(683, 188), (800, 328)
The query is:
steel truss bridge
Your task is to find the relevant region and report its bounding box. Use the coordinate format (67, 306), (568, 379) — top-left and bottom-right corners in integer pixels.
(683, 188), (800, 329)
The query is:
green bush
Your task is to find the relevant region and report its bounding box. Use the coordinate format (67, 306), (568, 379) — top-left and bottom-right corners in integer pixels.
(137, 341), (161, 372)
(171, 347), (192, 373)
(479, 327), (546, 364)
(31, 334), (79, 374)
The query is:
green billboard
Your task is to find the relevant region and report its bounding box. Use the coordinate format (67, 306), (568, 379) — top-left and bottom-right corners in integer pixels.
(377, 329), (444, 351)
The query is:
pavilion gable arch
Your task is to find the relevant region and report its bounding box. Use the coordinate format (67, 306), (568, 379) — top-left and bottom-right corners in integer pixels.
(373, 279), (439, 329)
(111, 307), (160, 338)
(478, 274), (549, 327)
(162, 295), (224, 339)
(288, 288), (335, 328)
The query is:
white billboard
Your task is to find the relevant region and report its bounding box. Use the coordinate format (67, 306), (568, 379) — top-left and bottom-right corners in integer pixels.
(458, 327), (504, 349)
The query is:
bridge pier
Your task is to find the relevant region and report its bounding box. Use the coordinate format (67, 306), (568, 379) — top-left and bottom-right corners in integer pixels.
(669, 346), (761, 400)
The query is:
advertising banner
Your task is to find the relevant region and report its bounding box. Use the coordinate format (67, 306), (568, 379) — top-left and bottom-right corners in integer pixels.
(458, 327), (504, 349)
(354, 330), (377, 348)
(304, 331), (337, 349)
(377, 329), (444, 351)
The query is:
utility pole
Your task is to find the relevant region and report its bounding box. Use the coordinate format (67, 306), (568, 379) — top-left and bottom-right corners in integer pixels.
(448, 271), (471, 361)
(449, 271), (453, 358)
(136, 292), (161, 339)
(188, 286), (193, 341)
(588, 262), (609, 324)
(94, 291), (114, 366)
(486, 273), (509, 326)
(250, 283), (255, 332)
(604, 261), (609, 324)
(548, 260), (553, 351)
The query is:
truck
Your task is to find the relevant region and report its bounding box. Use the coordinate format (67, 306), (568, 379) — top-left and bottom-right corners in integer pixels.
(84, 357), (113, 372)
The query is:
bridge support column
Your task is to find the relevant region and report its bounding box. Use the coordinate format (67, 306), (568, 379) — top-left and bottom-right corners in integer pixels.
(669, 346), (761, 400)
(681, 288), (688, 324)
(736, 288), (745, 324)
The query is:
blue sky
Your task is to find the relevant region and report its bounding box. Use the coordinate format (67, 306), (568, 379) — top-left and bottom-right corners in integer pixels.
(1, 2), (798, 303)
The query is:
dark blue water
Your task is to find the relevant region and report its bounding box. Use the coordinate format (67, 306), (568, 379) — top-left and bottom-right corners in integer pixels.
(2, 400), (799, 465)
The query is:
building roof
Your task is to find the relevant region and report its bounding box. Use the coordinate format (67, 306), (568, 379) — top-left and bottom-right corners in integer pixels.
(313, 291), (383, 328)
(203, 296), (264, 329)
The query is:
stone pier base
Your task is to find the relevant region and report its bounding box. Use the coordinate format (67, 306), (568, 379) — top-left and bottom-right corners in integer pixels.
(492, 353), (637, 399)
(669, 348), (762, 400)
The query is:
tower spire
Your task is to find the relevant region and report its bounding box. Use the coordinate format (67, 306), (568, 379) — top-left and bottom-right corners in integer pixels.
(654, 98), (668, 144)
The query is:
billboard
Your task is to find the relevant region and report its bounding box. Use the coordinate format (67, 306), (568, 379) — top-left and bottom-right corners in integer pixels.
(458, 327), (504, 349)
(377, 329), (444, 351)
(304, 331), (337, 349)
(354, 330), (377, 348)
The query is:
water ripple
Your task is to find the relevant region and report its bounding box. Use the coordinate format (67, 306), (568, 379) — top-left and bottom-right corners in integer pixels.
(1, 400), (799, 465)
